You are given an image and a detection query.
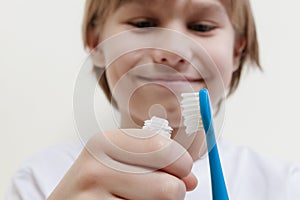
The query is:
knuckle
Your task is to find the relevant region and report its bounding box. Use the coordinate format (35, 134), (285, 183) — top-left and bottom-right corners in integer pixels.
(78, 162), (101, 187)
(76, 150), (110, 190)
(146, 140), (172, 168)
(146, 135), (169, 152)
(180, 154), (193, 177)
(159, 178), (186, 200)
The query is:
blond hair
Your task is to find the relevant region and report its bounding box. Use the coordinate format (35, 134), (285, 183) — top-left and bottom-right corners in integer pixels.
(82, 0), (261, 103)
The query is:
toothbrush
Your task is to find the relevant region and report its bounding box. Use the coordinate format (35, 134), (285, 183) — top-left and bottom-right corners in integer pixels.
(181, 88), (229, 200)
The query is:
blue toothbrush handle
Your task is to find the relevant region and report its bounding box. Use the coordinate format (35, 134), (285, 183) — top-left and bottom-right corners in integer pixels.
(199, 89), (229, 200)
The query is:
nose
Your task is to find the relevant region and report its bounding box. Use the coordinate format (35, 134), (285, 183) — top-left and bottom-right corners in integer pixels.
(153, 50), (187, 67)
(151, 29), (193, 69)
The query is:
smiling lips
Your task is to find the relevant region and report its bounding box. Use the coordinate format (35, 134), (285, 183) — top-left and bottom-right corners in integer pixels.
(136, 75), (204, 83)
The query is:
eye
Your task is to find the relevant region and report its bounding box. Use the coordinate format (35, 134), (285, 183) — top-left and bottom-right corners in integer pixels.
(188, 23), (216, 32)
(128, 19), (158, 28)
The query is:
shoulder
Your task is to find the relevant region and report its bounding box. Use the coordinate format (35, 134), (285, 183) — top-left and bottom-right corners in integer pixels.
(219, 139), (300, 178)
(219, 139), (295, 167)
(6, 142), (83, 200)
(18, 142), (83, 176)
(219, 139), (300, 199)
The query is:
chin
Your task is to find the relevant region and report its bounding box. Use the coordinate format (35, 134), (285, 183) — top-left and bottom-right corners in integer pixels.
(166, 114), (184, 130)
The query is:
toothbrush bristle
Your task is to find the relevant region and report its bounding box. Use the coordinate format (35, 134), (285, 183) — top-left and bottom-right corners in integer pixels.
(142, 116), (173, 139)
(181, 92), (203, 135)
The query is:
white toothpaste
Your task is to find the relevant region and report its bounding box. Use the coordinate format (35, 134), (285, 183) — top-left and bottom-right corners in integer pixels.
(142, 116), (173, 139)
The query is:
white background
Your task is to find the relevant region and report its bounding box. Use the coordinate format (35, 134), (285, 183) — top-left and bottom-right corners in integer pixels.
(0, 0), (299, 198)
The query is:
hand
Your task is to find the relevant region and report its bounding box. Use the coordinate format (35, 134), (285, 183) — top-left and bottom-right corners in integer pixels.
(48, 129), (198, 200)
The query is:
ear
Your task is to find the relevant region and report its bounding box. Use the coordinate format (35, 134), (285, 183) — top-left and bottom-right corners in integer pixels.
(87, 28), (106, 68)
(233, 38), (246, 71)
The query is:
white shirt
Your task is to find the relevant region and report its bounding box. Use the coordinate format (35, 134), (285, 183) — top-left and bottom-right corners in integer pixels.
(5, 140), (300, 200)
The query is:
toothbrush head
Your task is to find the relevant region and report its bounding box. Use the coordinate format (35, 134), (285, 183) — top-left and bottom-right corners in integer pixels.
(142, 116), (173, 139)
(181, 92), (203, 135)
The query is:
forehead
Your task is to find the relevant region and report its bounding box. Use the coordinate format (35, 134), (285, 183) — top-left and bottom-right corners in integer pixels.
(115, 0), (232, 8)
(116, 0), (228, 11)
(109, 0), (231, 22)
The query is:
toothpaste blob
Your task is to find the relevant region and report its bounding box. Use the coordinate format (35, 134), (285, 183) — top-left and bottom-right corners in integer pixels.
(142, 116), (173, 139)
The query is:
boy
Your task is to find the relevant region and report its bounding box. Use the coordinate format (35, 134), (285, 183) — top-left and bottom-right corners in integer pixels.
(6, 0), (300, 199)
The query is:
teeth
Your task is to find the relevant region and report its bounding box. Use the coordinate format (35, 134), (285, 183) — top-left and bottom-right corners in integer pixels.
(142, 116), (173, 139)
(181, 93), (203, 135)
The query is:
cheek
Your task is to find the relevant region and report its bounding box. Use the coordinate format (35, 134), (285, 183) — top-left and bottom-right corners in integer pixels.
(105, 51), (152, 109)
(204, 39), (235, 88)
(105, 52), (141, 89)
(213, 48), (234, 87)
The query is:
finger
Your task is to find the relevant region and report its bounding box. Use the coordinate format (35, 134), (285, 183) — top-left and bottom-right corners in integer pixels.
(111, 195), (127, 200)
(182, 172), (198, 191)
(107, 170), (187, 200)
(160, 149), (193, 179)
(79, 146), (187, 200)
(86, 129), (193, 179)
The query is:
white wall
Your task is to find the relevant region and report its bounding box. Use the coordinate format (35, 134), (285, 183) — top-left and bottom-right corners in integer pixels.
(0, 0), (299, 198)
(224, 0), (300, 163)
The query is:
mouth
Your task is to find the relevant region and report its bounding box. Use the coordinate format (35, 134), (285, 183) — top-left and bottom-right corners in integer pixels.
(135, 75), (204, 84)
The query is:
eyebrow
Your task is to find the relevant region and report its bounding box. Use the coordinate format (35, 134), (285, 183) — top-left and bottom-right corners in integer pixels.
(118, 0), (226, 14)
(118, 0), (166, 7)
(187, 1), (227, 17)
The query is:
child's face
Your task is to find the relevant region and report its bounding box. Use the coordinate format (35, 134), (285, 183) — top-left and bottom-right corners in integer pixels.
(93, 0), (240, 130)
